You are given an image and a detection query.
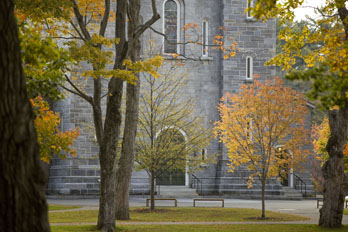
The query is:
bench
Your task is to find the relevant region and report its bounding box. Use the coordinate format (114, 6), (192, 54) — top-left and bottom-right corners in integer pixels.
(146, 198), (177, 207)
(317, 198), (323, 208)
(317, 198), (348, 208)
(193, 198), (224, 208)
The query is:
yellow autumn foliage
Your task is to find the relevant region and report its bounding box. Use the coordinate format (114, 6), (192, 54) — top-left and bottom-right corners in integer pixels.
(312, 117), (348, 171)
(215, 77), (310, 187)
(31, 96), (80, 163)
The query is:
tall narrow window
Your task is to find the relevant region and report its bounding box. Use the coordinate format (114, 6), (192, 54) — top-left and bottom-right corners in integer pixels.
(247, 0), (255, 19)
(246, 56), (253, 80)
(246, 120), (253, 142)
(164, 0), (179, 53)
(202, 20), (208, 57)
(201, 148), (208, 166)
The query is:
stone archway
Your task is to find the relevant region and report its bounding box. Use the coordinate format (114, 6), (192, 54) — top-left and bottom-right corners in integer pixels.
(155, 127), (187, 186)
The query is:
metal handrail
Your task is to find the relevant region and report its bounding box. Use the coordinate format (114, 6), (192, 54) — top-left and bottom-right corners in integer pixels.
(191, 174), (203, 196)
(291, 172), (307, 196)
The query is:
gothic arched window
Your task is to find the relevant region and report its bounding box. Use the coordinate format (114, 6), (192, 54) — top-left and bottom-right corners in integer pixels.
(164, 0), (179, 53)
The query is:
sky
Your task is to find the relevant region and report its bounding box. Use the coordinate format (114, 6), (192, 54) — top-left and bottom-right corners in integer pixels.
(294, 0), (326, 21)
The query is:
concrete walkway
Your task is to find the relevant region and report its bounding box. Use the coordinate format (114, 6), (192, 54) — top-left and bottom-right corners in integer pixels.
(48, 197), (348, 225)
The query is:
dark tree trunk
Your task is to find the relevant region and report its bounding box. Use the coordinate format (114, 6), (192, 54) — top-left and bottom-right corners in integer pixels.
(115, 0), (141, 220)
(261, 178), (266, 218)
(0, 0), (50, 231)
(115, 79), (140, 220)
(97, 0), (128, 230)
(150, 171), (156, 211)
(97, 78), (123, 232)
(319, 105), (348, 228)
(318, 5), (348, 229)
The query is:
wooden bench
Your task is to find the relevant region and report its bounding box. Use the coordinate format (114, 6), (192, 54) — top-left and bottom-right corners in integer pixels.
(193, 198), (224, 208)
(317, 198), (348, 208)
(146, 198), (177, 207)
(317, 198), (323, 208)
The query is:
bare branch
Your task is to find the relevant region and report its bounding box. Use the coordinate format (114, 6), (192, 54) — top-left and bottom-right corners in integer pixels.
(64, 74), (93, 104)
(133, 0), (161, 42)
(99, 0), (110, 37)
(52, 36), (84, 40)
(70, 0), (91, 40)
(149, 26), (200, 46)
(70, 21), (86, 42)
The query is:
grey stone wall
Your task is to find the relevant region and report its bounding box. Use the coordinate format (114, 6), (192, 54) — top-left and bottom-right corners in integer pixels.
(48, 0), (313, 198)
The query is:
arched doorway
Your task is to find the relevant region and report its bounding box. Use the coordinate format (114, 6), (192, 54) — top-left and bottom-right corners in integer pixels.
(155, 128), (186, 186)
(276, 146), (292, 187)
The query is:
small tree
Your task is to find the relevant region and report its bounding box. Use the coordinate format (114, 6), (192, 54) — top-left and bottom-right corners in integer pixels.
(215, 77), (310, 218)
(135, 66), (213, 211)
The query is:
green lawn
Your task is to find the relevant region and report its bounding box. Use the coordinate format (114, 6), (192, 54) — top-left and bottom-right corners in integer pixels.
(50, 224), (348, 232)
(48, 205), (82, 211)
(49, 207), (309, 223)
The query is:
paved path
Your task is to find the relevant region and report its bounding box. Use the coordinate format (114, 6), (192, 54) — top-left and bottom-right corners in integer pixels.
(48, 197), (348, 225)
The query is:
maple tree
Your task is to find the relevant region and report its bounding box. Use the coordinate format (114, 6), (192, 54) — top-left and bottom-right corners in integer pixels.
(30, 96), (80, 163)
(135, 64), (213, 211)
(248, 0), (348, 227)
(215, 77), (310, 218)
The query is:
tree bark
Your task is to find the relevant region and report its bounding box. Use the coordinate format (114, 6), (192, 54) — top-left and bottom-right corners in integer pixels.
(97, 78), (123, 232)
(97, 0), (128, 230)
(115, 0), (141, 220)
(115, 79), (140, 219)
(319, 105), (348, 228)
(261, 178), (266, 218)
(0, 0), (50, 231)
(150, 171), (156, 211)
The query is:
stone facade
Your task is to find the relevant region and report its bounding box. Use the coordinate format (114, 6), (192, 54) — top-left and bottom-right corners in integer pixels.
(47, 0), (314, 198)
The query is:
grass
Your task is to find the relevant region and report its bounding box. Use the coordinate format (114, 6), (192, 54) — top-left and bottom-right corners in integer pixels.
(48, 205), (82, 211)
(344, 209), (348, 215)
(50, 224), (348, 232)
(49, 207), (309, 223)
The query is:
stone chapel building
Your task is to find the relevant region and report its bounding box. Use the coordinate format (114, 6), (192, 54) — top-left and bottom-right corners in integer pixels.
(47, 0), (314, 198)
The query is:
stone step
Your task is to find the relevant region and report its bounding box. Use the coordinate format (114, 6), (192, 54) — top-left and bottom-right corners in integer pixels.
(156, 185), (198, 198)
(218, 189), (284, 196)
(282, 187), (303, 200)
(217, 184), (283, 190)
(217, 177), (279, 183)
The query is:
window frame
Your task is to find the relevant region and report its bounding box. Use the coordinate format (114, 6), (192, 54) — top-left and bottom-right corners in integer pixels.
(246, 119), (253, 142)
(246, 56), (253, 80)
(202, 20), (209, 57)
(201, 148), (208, 166)
(246, 0), (255, 20)
(163, 0), (181, 54)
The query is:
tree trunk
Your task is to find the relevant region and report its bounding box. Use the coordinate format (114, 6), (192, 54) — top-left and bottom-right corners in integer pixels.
(151, 171), (156, 211)
(0, 0), (50, 231)
(97, 0), (128, 230)
(97, 77), (124, 232)
(261, 178), (266, 219)
(115, 0), (142, 220)
(319, 106), (348, 228)
(115, 79), (140, 220)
